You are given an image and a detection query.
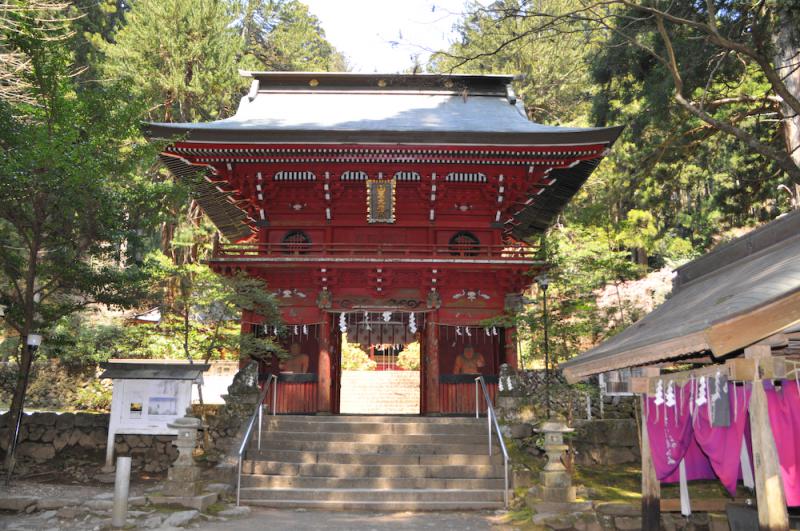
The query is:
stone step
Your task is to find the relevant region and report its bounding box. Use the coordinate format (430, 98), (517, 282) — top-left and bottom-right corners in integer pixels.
(241, 460), (504, 479)
(262, 419), (487, 435)
(239, 487), (505, 503)
(241, 499), (504, 511)
(247, 439), (489, 455)
(245, 449), (502, 466)
(240, 474), (504, 490)
(254, 430), (489, 445)
(340, 370), (420, 415)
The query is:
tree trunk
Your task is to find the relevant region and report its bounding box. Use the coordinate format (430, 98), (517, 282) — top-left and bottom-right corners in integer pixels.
(3, 339), (33, 478)
(773, 11), (800, 171)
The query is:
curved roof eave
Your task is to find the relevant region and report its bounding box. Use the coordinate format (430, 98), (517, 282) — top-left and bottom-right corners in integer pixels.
(144, 123), (624, 147)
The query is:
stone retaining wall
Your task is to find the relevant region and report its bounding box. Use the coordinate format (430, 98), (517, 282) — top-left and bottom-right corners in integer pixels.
(572, 419), (640, 466)
(0, 412), (177, 473)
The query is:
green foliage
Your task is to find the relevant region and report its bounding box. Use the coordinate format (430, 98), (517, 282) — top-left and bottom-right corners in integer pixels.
(101, 0), (244, 122)
(396, 342), (420, 371)
(341, 340), (375, 371)
(139, 250), (283, 362)
(0, 8), (160, 342)
(238, 0), (346, 71)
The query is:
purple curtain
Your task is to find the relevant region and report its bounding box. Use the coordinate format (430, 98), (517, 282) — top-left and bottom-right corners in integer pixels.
(692, 383), (752, 495)
(645, 384), (716, 483)
(764, 380), (800, 507)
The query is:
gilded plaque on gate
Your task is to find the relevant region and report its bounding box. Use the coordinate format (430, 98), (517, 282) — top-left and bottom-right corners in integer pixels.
(366, 179), (395, 223)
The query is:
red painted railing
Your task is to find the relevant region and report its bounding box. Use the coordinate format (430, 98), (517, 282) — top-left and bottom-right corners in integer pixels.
(213, 242), (539, 262)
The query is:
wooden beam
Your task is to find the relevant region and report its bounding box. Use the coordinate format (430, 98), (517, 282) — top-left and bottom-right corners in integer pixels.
(424, 316), (440, 414)
(317, 314), (332, 413)
(641, 393), (661, 530)
(745, 344), (789, 531)
(706, 291), (800, 357)
(660, 498), (739, 513)
(504, 325), (518, 370)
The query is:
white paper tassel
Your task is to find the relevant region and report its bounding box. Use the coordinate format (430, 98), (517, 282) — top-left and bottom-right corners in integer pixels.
(465, 327), (472, 337)
(485, 327), (491, 336)
(293, 325), (299, 335)
(654, 379), (665, 406)
(696, 376), (708, 406)
(339, 313), (347, 333)
(382, 311), (391, 322)
(492, 327), (498, 336)
(302, 324), (308, 335)
(679, 459), (692, 517)
(409, 313), (417, 334)
(740, 435), (755, 489)
(665, 380), (676, 408)
(456, 326), (462, 336)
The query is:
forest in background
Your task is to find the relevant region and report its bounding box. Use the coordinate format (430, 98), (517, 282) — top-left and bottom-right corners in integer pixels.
(0, 0), (799, 388)
(433, 0), (800, 369)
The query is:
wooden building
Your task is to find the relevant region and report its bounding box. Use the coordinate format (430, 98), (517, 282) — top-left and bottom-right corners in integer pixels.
(147, 72), (621, 416)
(561, 210), (800, 530)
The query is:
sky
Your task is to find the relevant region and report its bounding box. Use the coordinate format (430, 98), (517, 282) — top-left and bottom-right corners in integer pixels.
(302, 0), (481, 73)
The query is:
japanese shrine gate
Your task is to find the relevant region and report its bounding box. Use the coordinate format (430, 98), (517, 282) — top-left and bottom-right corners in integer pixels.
(147, 72), (620, 415)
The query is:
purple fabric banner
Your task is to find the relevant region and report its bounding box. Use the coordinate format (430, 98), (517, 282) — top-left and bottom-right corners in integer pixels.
(645, 384), (716, 483)
(692, 383), (752, 495)
(764, 380), (800, 507)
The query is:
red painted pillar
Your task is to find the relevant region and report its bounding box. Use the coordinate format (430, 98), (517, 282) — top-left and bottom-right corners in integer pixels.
(424, 315), (439, 414)
(317, 314), (331, 413)
(504, 326), (518, 370)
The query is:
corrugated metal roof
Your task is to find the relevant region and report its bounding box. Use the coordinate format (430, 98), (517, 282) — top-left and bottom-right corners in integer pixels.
(561, 209), (800, 381)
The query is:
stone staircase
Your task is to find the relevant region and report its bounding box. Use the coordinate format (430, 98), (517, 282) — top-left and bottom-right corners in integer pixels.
(339, 370), (420, 414)
(238, 415), (506, 511)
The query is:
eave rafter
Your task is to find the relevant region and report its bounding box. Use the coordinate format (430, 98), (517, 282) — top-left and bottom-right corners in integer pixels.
(160, 142), (612, 240)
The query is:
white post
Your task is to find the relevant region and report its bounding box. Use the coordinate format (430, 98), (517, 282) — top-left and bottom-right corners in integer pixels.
(104, 428), (116, 470)
(111, 456), (131, 528)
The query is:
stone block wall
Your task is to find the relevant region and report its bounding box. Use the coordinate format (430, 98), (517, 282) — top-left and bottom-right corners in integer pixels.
(572, 419), (640, 466)
(0, 411), (178, 473)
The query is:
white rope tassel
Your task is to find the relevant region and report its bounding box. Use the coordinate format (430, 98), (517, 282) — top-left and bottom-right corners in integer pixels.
(740, 434), (755, 489)
(679, 458), (692, 517)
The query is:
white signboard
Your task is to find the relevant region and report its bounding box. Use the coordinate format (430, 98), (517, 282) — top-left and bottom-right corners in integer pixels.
(104, 378), (194, 468)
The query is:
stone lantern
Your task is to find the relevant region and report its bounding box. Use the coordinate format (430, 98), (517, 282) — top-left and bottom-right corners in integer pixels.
(533, 420), (576, 503)
(163, 414), (202, 497)
(148, 410), (218, 510)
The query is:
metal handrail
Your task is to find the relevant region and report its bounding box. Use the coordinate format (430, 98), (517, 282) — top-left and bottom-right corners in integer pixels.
(236, 373), (277, 506)
(475, 375), (509, 508)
